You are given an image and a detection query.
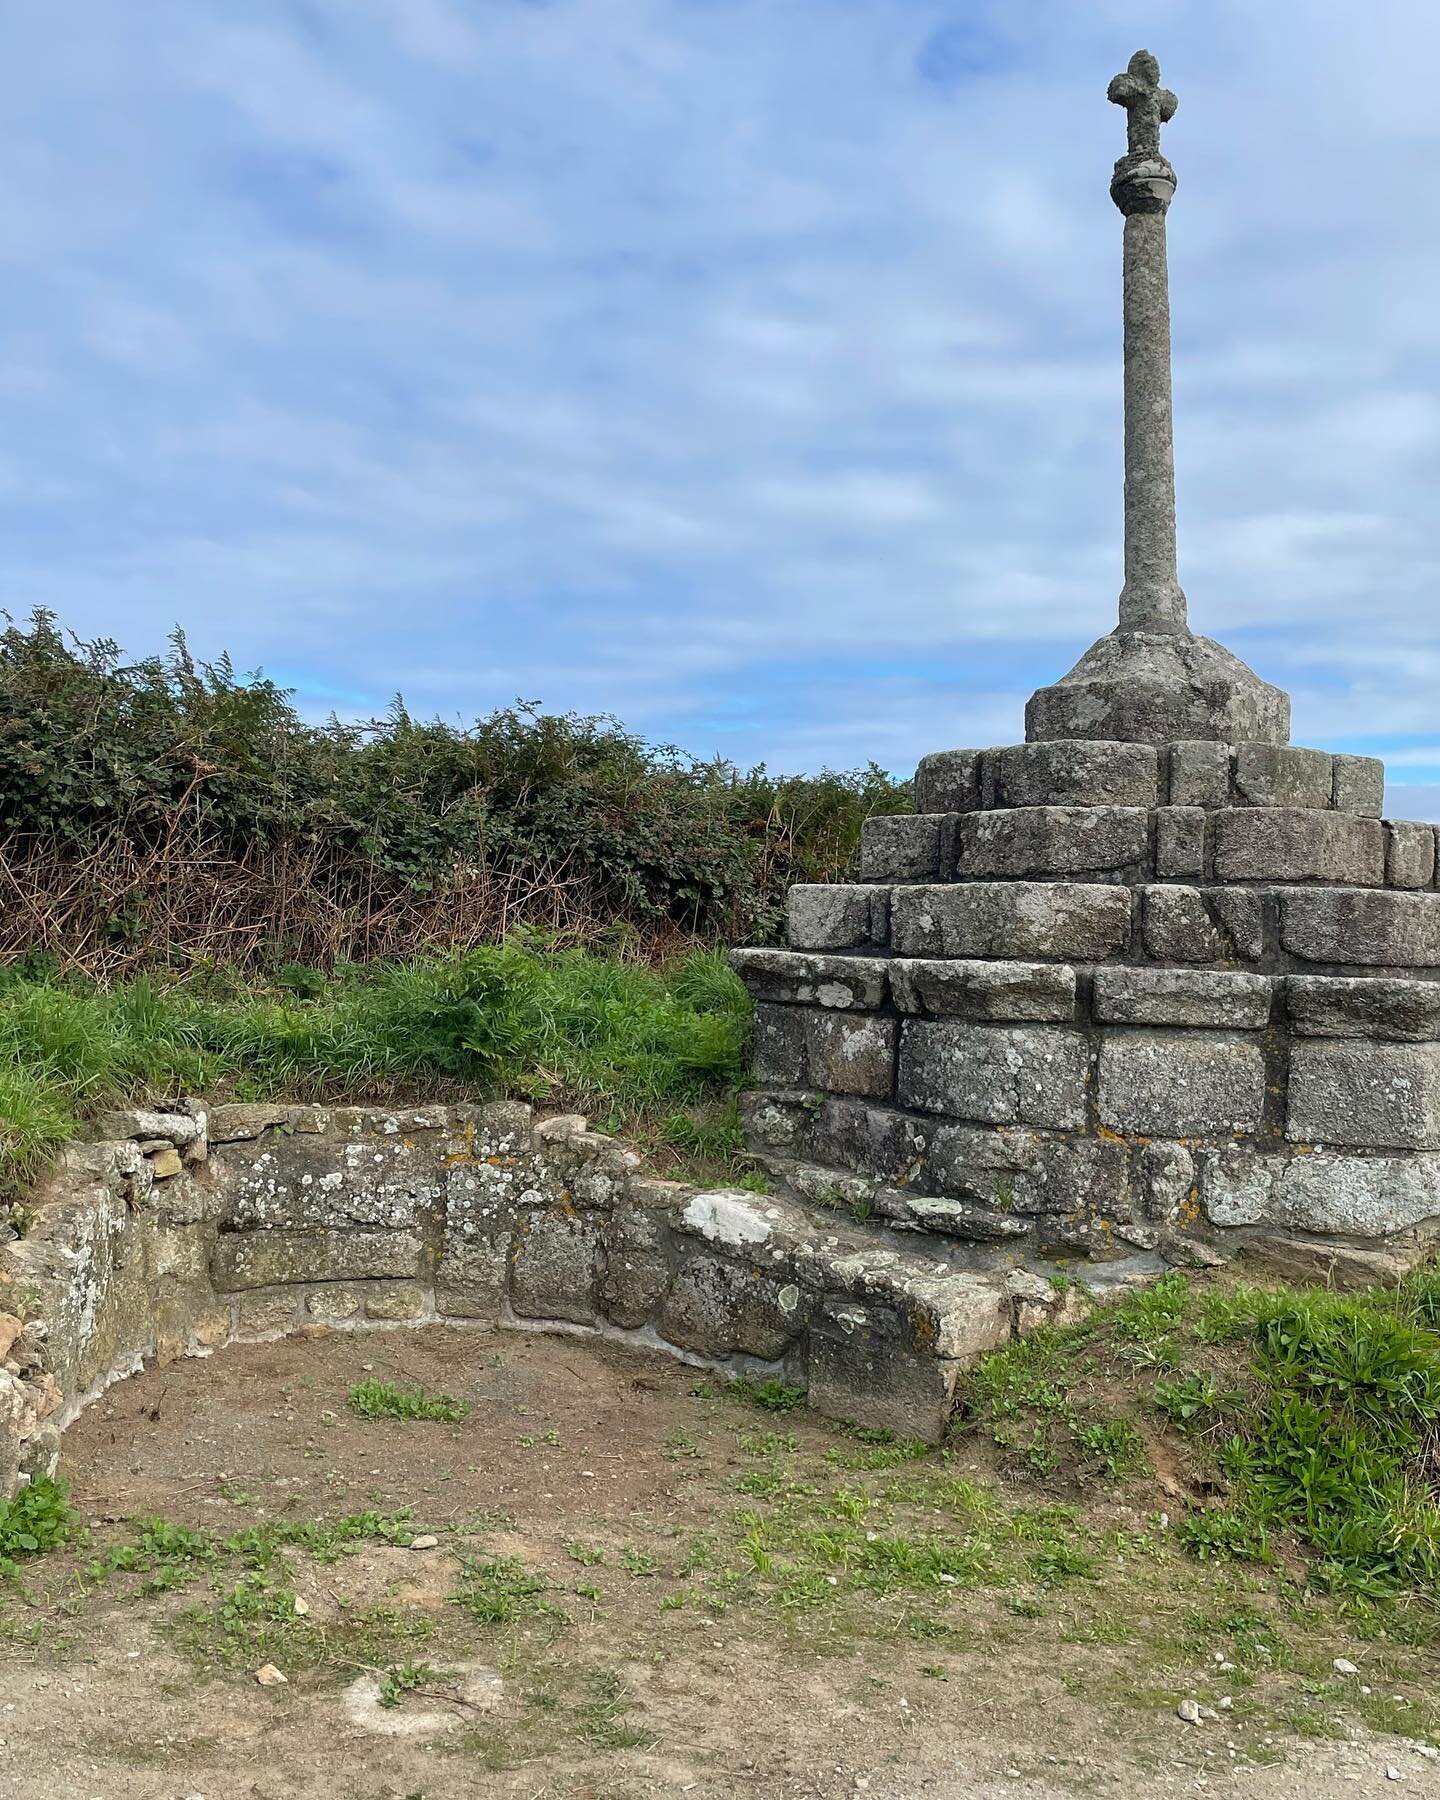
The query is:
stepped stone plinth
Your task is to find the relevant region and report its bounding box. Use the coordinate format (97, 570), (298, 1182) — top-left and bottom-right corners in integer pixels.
(732, 51), (1440, 1302)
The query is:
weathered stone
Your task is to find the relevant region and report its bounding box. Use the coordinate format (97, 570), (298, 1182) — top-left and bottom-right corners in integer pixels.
(1287, 1040), (1440, 1150)
(1025, 630), (1290, 748)
(859, 813), (954, 883)
(1092, 967), (1272, 1029)
(928, 1125), (1131, 1218)
(1332, 754), (1385, 818)
(510, 1211), (601, 1324)
(206, 1103), (330, 1143)
(1212, 810), (1383, 885)
(234, 1288), (302, 1336)
(1240, 1229), (1438, 1289)
(737, 1089), (815, 1156)
(220, 1132), (445, 1233)
(1269, 1151), (1440, 1237)
(888, 959), (1077, 1022)
(898, 1022), (1088, 1129)
(1200, 1152), (1275, 1227)
(536, 1127), (635, 1211)
(1233, 745), (1334, 810)
(1385, 821), (1436, 890)
(1155, 806), (1206, 880)
(959, 807), (1149, 880)
(987, 740), (1159, 809)
(1280, 888), (1440, 967)
(1169, 741), (1231, 808)
(93, 1109), (202, 1148)
(147, 1145), (183, 1180)
(599, 1206), (672, 1329)
(751, 1004), (810, 1086)
(210, 1229), (422, 1291)
(803, 1013), (897, 1098)
(659, 1255), (806, 1360)
(1097, 1033), (1265, 1136)
(891, 882), (1132, 961)
(890, 1193), (1030, 1241)
(913, 749), (981, 815)
(784, 1098), (928, 1186)
(786, 884), (888, 951)
(730, 948), (888, 1010)
(434, 1235), (508, 1319)
(806, 1273), (1010, 1440)
(1141, 885), (1264, 963)
(1287, 975), (1440, 1042)
(363, 1283), (427, 1321)
(1142, 1142), (1196, 1223)
(306, 1285), (364, 1323)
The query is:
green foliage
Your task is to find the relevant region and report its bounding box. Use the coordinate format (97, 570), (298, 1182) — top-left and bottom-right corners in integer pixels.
(723, 1375), (808, 1413)
(450, 1554), (551, 1625)
(0, 610), (910, 966)
(377, 1662), (450, 1708)
(0, 1475), (75, 1571)
(1153, 1372), (1231, 1426)
(348, 1380), (472, 1424)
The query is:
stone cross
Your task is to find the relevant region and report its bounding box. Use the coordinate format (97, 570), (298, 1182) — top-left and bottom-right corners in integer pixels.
(1108, 50), (1187, 637)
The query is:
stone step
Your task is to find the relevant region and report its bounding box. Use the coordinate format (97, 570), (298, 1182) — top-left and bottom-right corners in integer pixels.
(912, 740), (1384, 820)
(667, 1184), (1161, 1439)
(859, 805), (1428, 889)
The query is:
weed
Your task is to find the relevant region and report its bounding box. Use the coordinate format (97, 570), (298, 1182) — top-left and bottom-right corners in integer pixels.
(578, 1669), (653, 1750)
(723, 1375), (807, 1413)
(377, 1662), (451, 1708)
(451, 1555), (552, 1626)
(348, 1380), (471, 1424)
(0, 1475), (74, 1571)
(565, 1541), (605, 1567)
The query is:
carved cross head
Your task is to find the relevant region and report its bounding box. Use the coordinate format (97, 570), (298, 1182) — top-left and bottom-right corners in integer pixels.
(1108, 49), (1177, 158)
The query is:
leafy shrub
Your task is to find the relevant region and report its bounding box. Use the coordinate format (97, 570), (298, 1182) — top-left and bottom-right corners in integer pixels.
(0, 611), (910, 972)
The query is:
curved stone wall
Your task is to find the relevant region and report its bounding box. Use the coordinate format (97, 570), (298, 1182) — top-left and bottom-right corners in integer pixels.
(0, 1099), (1107, 1496)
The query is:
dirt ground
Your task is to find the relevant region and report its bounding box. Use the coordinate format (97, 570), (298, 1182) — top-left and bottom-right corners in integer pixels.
(2, 1323), (1437, 1799)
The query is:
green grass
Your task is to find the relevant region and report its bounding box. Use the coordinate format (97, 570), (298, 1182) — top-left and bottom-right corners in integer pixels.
(0, 943), (752, 1201)
(348, 1380), (472, 1424)
(958, 1269), (1440, 1602)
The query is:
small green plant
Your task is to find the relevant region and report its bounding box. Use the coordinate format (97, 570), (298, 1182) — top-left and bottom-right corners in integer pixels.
(377, 1662), (450, 1708)
(578, 1668), (653, 1750)
(725, 1375), (807, 1413)
(565, 1540), (606, 1566)
(451, 1554), (551, 1625)
(1073, 1418), (1148, 1481)
(1176, 1508), (1271, 1564)
(347, 1380), (471, 1424)
(0, 1474), (74, 1570)
(1153, 1371), (1227, 1425)
(621, 1548), (657, 1578)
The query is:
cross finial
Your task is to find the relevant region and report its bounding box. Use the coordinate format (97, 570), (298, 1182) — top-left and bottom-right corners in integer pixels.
(1108, 49), (1177, 158)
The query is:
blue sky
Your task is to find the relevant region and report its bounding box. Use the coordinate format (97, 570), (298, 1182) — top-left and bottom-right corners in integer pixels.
(5, 0), (1440, 812)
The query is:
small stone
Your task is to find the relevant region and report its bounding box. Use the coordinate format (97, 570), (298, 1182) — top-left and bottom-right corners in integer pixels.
(1334, 1657), (1359, 1676)
(409, 1534), (439, 1551)
(1385, 1769), (1402, 1783)
(1177, 1698), (1203, 1724)
(148, 1145), (184, 1179)
(292, 1596), (309, 1616)
(254, 1664), (288, 1686)
(1218, 1697), (1233, 1711)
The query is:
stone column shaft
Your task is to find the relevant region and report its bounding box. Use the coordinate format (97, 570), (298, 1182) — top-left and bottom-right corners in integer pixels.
(1119, 206), (1186, 634)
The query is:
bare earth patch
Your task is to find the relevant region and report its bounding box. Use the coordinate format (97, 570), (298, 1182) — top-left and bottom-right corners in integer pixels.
(1, 1324), (1436, 1798)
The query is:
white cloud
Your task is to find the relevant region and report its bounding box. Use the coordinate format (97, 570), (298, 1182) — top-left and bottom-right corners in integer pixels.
(1, 0), (1438, 790)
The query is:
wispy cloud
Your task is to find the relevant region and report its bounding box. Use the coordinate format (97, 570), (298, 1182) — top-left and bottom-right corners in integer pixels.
(2, 0), (1439, 798)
